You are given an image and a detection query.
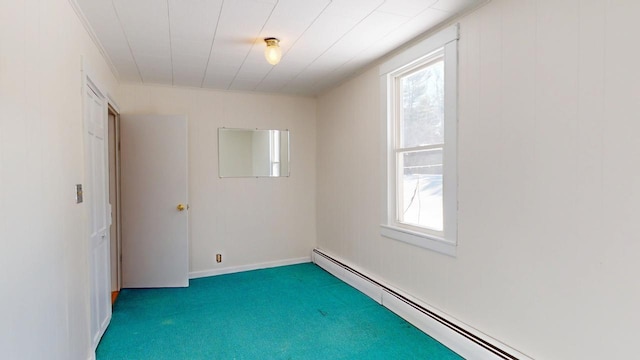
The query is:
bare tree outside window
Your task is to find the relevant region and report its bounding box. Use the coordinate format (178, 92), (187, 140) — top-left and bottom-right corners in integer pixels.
(396, 57), (444, 231)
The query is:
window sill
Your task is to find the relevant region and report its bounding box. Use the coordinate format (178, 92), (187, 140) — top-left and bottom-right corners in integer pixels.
(380, 225), (457, 257)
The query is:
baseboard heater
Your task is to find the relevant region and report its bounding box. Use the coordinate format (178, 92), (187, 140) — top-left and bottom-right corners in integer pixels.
(312, 248), (531, 360)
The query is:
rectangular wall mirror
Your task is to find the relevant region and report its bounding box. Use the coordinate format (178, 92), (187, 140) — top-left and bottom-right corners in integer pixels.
(218, 128), (290, 178)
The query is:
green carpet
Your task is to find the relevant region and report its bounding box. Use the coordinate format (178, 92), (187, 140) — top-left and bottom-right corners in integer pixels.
(97, 263), (462, 359)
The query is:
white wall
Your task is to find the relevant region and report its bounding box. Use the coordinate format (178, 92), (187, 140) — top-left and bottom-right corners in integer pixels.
(116, 84), (317, 275)
(316, 0), (640, 359)
(0, 0), (118, 359)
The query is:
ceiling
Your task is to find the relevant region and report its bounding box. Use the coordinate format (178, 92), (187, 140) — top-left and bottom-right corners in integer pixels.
(75, 0), (483, 96)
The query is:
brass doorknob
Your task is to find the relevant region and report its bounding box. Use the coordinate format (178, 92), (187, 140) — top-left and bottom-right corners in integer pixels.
(177, 204), (186, 211)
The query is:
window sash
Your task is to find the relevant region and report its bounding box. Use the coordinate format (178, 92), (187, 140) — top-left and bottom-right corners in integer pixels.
(393, 52), (445, 150)
(395, 145), (444, 234)
(392, 53), (446, 234)
(379, 24), (458, 257)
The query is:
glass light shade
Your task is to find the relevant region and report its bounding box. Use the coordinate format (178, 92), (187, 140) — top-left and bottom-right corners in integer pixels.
(264, 38), (282, 65)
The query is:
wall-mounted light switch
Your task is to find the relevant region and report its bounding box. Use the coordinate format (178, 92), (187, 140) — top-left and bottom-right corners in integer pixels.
(76, 184), (83, 204)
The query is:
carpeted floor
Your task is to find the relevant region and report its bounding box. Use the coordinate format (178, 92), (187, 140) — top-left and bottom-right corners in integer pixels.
(97, 263), (462, 359)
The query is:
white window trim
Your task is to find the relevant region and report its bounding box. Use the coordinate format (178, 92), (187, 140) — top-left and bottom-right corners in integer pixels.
(379, 25), (459, 257)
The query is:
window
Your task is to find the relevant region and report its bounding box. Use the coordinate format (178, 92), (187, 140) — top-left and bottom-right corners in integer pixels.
(380, 25), (458, 256)
(396, 54), (445, 231)
(270, 130), (281, 176)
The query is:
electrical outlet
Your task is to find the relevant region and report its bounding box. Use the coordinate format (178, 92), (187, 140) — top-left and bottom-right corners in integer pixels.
(216, 254), (222, 263)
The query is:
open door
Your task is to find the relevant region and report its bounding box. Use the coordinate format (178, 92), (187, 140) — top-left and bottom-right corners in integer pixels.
(84, 78), (111, 349)
(120, 115), (189, 288)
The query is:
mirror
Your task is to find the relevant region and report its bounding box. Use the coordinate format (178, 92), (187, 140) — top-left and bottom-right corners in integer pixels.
(218, 128), (290, 177)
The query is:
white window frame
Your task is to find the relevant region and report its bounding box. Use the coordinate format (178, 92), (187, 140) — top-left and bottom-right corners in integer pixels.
(379, 25), (459, 257)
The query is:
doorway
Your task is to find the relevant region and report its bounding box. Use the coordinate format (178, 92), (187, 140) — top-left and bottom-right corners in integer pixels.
(108, 106), (122, 301)
(106, 113), (189, 293)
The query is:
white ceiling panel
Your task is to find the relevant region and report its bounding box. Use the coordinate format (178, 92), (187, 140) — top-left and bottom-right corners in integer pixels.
(169, 0), (223, 87)
(254, 80), (292, 94)
(254, 75), (299, 93)
(325, 0), (385, 21)
(107, 56), (142, 82)
(75, 0), (485, 95)
(204, 67), (242, 89)
(278, 0), (384, 64)
(169, 0), (223, 43)
(112, 0), (172, 83)
(288, 10), (410, 85)
(257, 0), (385, 92)
(340, 8), (451, 71)
(76, 0), (141, 82)
(431, 0), (483, 12)
(228, 0), (331, 91)
(358, 8), (451, 59)
(308, 8), (453, 93)
(377, 0), (439, 17)
(202, 0), (276, 89)
(323, 11), (410, 62)
(135, 55), (172, 84)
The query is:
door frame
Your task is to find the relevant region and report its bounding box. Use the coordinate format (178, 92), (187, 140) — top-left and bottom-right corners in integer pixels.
(108, 105), (122, 293)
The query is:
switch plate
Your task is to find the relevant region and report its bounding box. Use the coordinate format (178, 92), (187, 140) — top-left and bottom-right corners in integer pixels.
(76, 184), (83, 203)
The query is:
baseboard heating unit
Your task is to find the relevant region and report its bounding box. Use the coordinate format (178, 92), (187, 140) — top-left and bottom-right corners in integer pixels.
(311, 248), (531, 360)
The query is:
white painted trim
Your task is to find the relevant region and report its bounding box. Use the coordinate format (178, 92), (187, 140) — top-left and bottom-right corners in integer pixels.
(82, 57), (107, 100)
(312, 248), (532, 360)
(313, 252), (383, 304)
(379, 25), (459, 76)
(68, 0), (120, 81)
(442, 37), (458, 245)
(380, 225), (456, 257)
(382, 292), (510, 360)
(107, 93), (121, 114)
(189, 257), (311, 279)
(380, 24), (459, 255)
(380, 74), (392, 228)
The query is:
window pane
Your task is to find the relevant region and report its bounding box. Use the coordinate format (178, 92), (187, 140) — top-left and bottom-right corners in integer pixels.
(398, 148), (443, 231)
(400, 59), (444, 148)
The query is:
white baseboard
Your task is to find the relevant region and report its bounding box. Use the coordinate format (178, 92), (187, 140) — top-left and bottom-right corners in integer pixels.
(189, 256), (311, 279)
(312, 248), (532, 360)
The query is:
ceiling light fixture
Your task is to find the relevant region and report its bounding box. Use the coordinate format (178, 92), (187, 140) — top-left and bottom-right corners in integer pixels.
(264, 37), (282, 65)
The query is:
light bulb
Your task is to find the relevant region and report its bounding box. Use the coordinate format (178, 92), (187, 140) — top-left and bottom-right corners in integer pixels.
(264, 38), (282, 65)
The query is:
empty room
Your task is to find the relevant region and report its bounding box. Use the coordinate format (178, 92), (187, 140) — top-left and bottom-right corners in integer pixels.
(1, 0), (639, 359)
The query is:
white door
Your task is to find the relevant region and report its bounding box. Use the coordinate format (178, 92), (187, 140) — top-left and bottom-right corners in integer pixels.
(120, 115), (189, 288)
(85, 83), (111, 349)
